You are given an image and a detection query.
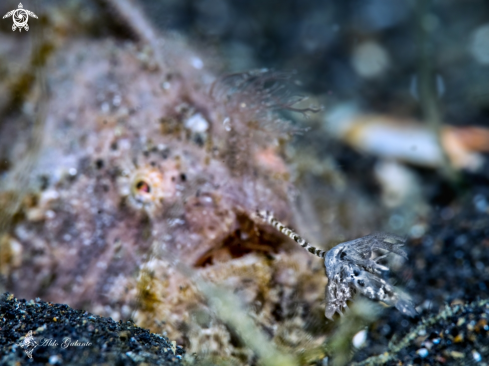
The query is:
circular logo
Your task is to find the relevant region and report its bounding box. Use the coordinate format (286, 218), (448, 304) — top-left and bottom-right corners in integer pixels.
(12, 8), (29, 29)
(3, 4), (38, 32)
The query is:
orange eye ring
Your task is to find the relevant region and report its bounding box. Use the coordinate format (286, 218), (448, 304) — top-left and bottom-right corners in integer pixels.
(135, 180), (151, 193)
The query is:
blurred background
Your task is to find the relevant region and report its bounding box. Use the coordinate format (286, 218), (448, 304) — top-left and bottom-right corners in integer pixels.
(141, 0), (489, 119)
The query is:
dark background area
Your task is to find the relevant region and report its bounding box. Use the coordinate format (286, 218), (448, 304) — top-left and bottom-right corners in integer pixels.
(139, 0), (489, 126)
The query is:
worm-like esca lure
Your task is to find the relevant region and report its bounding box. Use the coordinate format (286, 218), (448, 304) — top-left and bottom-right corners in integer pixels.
(256, 210), (417, 320)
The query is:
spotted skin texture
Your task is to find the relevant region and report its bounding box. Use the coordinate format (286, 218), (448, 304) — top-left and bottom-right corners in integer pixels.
(257, 210), (416, 320)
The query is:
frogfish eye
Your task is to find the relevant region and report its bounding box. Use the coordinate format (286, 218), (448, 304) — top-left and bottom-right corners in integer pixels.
(135, 180), (151, 193)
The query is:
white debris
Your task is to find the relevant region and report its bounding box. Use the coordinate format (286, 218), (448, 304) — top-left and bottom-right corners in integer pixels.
(352, 329), (367, 348)
(353, 121), (443, 166)
(45, 210), (56, 219)
(324, 103), (360, 138)
(49, 355), (61, 364)
(469, 24), (489, 64)
(410, 224), (426, 239)
(351, 41), (390, 78)
(324, 105), (489, 171)
(472, 350), (482, 362)
(374, 160), (419, 208)
(222, 117), (231, 131)
(191, 57), (204, 69)
(184, 113), (209, 133)
(112, 95), (122, 106)
(417, 348), (429, 358)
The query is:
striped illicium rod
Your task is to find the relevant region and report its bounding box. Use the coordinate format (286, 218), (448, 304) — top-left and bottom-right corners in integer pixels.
(256, 210), (326, 258)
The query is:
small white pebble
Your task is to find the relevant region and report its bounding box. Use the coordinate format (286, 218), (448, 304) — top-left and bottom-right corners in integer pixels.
(45, 210), (56, 219)
(184, 113), (208, 133)
(222, 117), (231, 131)
(474, 194), (488, 213)
(49, 355), (61, 364)
(473, 350), (482, 362)
(119, 139), (131, 150)
(417, 348), (429, 358)
(351, 41), (390, 78)
(42, 190), (60, 201)
(112, 95), (121, 106)
(352, 329), (367, 348)
(410, 224), (426, 239)
(101, 102), (110, 113)
(191, 57), (203, 69)
(470, 24), (489, 64)
(68, 168), (77, 176)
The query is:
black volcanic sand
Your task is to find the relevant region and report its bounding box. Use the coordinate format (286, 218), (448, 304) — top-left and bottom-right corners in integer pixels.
(351, 174), (489, 365)
(353, 299), (489, 365)
(0, 293), (184, 365)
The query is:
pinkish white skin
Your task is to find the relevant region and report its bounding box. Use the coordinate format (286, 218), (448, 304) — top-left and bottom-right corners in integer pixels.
(5, 38), (292, 311)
